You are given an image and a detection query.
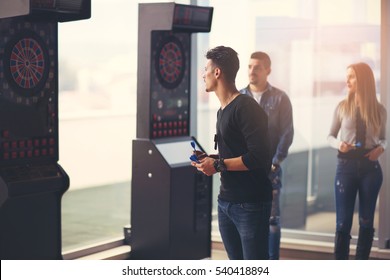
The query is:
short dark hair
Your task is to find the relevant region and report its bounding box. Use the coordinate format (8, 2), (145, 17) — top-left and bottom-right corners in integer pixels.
(206, 46), (239, 83)
(250, 51), (271, 69)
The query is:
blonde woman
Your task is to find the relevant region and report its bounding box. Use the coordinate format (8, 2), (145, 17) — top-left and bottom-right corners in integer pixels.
(328, 62), (387, 259)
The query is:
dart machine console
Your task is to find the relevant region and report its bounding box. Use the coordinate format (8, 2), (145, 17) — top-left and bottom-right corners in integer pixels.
(0, 0), (91, 260)
(131, 3), (214, 259)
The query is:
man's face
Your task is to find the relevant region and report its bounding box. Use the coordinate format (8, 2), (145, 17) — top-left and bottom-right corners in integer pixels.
(248, 58), (269, 87)
(203, 59), (217, 92)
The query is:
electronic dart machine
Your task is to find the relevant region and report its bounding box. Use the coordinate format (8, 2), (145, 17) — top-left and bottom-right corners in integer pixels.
(131, 3), (213, 259)
(0, 0), (91, 260)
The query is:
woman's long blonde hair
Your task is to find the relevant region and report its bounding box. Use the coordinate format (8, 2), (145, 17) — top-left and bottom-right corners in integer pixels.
(339, 62), (382, 134)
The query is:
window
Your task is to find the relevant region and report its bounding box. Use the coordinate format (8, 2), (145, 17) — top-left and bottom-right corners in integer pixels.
(59, 0), (190, 252)
(60, 0), (387, 254)
(195, 0), (383, 243)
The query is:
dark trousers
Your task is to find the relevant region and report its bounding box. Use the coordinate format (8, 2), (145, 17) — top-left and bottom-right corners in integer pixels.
(334, 157), (382, 259)
(218, 198), (271, 260)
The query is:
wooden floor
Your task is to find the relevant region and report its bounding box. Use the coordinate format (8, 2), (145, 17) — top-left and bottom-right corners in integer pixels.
(210, 241), (390, 260)
(210, 242), (228, 260)
(209, 242), (305, 260)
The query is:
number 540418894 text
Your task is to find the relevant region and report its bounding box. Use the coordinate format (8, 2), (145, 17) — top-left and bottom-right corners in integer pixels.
(215, 266), (269, 276)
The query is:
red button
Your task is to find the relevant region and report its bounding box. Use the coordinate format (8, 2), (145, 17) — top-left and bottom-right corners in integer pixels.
(2, 130), (10, 138)
(19, 140), (26, 148)
(11, 141), (17, 149)
(41, 138), (47, 146)
(34, 139), (40, 147)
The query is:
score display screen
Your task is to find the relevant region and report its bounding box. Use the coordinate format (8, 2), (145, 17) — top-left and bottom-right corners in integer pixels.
(31, 0), (83, 11)
(155, 139), (193, 166)
(31, 0), (56, 9)
(29, 0), (91, 22)
(172, 4), (213, 32)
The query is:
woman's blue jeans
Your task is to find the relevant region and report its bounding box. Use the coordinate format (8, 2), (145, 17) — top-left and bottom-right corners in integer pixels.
(334, 157), (383, 234)
(218, 198), (271, 260)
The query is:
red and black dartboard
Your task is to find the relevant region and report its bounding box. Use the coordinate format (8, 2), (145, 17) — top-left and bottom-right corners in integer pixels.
(4, 31), (49, 95)
(154, 35), (185, 89)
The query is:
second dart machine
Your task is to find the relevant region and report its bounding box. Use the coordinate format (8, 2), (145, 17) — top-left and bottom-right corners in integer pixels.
(131, 3), (213, 259)
(0, 0), (91, 260)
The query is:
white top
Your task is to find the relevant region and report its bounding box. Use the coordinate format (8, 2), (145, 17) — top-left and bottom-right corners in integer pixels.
(252, 90), (266, 104)
(327, 102), (387, 150)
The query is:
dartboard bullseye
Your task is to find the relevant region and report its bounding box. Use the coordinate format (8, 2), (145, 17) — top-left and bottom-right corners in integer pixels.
(155, 36), (185, 89)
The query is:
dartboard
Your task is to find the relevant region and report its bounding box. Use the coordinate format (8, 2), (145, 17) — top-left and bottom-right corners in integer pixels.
(155, 36), (185, 89)
(9, 37), (46, 89)
(3, 30), (50, 104)
(4, 32), (49, 94)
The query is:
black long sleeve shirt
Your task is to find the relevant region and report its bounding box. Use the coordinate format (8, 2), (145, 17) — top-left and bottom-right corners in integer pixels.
(216, 94), (272, 203)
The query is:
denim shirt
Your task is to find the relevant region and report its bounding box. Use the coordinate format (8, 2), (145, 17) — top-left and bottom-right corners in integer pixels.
(240, 83), (294, 166)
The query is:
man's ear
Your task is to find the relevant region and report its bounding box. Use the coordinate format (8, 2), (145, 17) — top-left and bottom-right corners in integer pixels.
(214, 67), (221, 78)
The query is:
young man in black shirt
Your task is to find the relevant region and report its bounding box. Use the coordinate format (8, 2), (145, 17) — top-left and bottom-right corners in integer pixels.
(191, 46), (272, 259)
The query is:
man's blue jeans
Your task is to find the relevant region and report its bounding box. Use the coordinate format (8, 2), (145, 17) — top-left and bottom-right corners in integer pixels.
(334, 157), (383, 234)
(269, 189), (281, 260)
(218, 198), (271, 260)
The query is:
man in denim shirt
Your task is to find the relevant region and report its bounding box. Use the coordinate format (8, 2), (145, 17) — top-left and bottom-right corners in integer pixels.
(240, 51), (294, 259)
